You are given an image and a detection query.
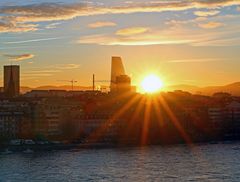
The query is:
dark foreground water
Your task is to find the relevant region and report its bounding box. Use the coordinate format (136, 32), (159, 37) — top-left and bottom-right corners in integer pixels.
(1, 143), (240, 182)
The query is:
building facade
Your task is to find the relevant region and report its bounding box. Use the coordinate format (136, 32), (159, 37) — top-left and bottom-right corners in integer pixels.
(110, 56), (126, 92)
(4, 65), (20, 97)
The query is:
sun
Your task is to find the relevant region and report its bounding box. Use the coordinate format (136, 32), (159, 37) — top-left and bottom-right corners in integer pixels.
(141, 74), (163, 93)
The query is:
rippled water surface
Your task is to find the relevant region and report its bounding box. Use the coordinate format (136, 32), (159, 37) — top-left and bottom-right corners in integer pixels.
(1, 143), (240, 182)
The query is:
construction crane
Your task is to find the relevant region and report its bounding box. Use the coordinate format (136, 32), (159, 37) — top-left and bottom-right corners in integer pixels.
(57, 79), (78, 91)
(92, 74), (113, 91)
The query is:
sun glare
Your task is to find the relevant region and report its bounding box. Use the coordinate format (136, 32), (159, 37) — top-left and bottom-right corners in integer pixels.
(141, 74), (163, 93)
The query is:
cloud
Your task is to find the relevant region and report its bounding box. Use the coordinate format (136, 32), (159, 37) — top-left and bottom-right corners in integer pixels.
(45, 22), (62, 29)
(193, 0), (240, 7)
(3, 37), (66, 44)
(193, 36), (240, 46)
(0, 1), (240, 33)
(3, 53), (34, 61)
(77, 34), (118, 45)
(21, 73), (53, 77)
(77, 17), (240, 47)
(198, 21), (224, 29)
(54, 64), (80, 70)
(88, 21), (116, 28)
(194, 10), (220, 17)
(0, 3), (91, 33)
(116, 27), (149, 36)
(102, 0), (240, 14)
(0, 3), (90, 22)
(22, 64), (80, 79)
(0, 21), (38, 33)
(166, 58), (220, 63)
(77, 29), (193, 46)
(27, 70), (61, 73)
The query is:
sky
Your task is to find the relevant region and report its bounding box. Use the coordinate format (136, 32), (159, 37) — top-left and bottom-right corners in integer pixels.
(0, 0), (240, 89)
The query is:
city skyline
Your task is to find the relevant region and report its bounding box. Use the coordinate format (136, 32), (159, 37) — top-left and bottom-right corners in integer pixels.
(2, 1), (240, 181)
(0, 0), (240, 88)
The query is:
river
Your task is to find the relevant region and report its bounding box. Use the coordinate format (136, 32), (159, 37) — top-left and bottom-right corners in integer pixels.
(1, 142), (240, 181)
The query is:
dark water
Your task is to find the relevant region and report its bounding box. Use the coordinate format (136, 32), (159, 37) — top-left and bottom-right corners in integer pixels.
(1, 143), (240, 182)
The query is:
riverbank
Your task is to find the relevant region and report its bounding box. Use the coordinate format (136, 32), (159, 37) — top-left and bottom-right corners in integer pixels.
(0, 142), (120, 153)
(1, 139), (240, 153)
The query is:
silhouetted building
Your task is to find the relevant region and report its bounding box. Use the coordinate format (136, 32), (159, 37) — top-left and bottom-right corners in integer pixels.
(110, 57), (125, 92)
(4, 65), (20, 97)
(24, 90), (103, 98)
(115, 75), (131, 93)
(0, 100), (30, 138)
(0, 111), (25, 138)
(225, 101), (240, 137)
(31, 98), (83, 137)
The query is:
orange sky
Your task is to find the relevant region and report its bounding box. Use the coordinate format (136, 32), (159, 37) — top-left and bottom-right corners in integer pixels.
(0, 0), (240, 89)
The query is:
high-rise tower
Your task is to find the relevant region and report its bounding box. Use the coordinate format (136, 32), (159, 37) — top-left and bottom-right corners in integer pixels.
(4, 65), (20, 97)
(110, 56), (125, 92)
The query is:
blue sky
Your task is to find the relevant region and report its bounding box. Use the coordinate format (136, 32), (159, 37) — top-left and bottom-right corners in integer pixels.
(0, 0), (240, 88)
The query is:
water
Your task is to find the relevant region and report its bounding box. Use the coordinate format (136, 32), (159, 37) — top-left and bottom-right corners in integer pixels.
(1, 143), (240, 182)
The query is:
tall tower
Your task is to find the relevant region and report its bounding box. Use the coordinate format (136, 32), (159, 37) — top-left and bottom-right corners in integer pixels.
(4, 65), (20, 97)
(115, 75), (131, 93)
(110, 56), (125, 92)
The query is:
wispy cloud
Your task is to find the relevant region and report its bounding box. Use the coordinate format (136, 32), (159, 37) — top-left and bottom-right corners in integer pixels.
(1, 1), (239, 46)
(54, 64), (80, 70)
(27, 70), (61, 73)
(22, 64), (80, 79)
(193, 36), (240, 46)
(88, 21), (116, 28)
(45, 22), (62, 29)
(3, 53), (34, 61)
(0, 21), (38, 33)
(198, 21), (224, 29)
(116, 27), (149, 36)
(194, 10), (220, 17)
(166, 58), (221, 63)
(4, 37), (66, 44)
(0, 1), (240, 33)
(21, 73), (53, 77)
(77, 32), (193, 46)
(77, 18), (240, 47)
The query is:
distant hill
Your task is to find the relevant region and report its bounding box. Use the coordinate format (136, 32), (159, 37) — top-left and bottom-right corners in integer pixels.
(20, 82), (240, 96)
(164, 82), (240, 96)
(20, 86), (32, 93)
(164, 84), (200, 93)
(20, 85), (93, 93)
(199, 82), (240, 96)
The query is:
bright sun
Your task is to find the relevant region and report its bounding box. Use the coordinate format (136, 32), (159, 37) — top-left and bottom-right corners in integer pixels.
(141, 74), (163, 93)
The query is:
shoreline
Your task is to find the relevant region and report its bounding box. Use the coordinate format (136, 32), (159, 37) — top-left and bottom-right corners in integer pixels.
(1, 139), (240, 153)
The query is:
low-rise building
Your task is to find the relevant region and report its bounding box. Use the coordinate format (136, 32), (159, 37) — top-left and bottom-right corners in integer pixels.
(31, 98), (83, 138)
(77, 114), (126, 142)
(0, 111), (27, 138)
